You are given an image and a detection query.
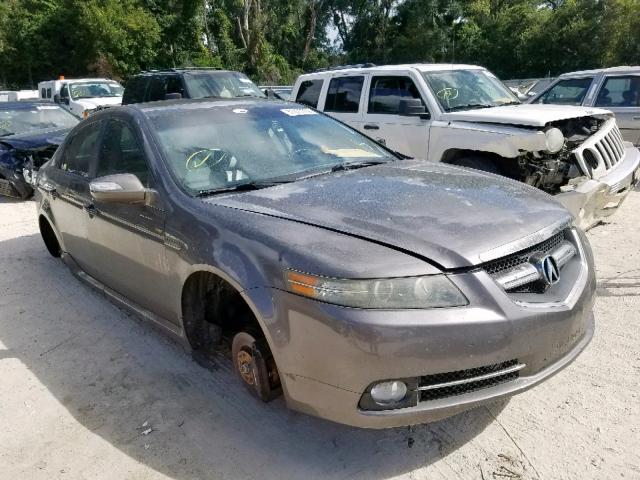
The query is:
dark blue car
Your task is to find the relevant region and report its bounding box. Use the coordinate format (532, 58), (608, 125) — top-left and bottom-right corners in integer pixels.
(0, 102), (78, 198)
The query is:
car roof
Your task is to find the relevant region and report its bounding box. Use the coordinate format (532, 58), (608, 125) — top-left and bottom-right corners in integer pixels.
(132, 69), (237, 76)
(299, 63), (484, 78)
(558, 66), (640, 78)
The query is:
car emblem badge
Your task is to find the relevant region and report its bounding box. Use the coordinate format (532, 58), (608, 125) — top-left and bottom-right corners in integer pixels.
(531, 254), (560, 287)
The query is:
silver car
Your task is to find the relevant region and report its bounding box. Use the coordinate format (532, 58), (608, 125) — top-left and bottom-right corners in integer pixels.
(530, 66), (640, 145)
(35, 99), (596, 428)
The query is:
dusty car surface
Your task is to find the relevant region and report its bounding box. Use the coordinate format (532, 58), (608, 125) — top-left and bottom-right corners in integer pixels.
(0, 102), (78, 198)
(292, 64), (640, 229)
(530, 66), (640, 145)
(35, 98), (595, 428)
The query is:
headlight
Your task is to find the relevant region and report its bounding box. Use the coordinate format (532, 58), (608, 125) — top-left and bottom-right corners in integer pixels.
(545, 127), (565, 153)
(285, 271), (468, 309)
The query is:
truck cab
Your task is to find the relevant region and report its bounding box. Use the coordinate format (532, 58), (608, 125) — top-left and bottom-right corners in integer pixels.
(38, 78), (123, 119)
(291, 63), (640, 229)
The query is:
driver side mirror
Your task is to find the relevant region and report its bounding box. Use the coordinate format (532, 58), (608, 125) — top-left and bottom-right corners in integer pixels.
(90, 173), (149, 204)
(399, 99), (430, 119)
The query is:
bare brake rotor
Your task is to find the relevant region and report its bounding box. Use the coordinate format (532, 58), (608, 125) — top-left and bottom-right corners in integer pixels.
(236, 350), (256, 385)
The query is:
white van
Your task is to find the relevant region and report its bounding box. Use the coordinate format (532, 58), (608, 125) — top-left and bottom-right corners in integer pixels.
(38, 78), (124, 118)
(291, 63), (640, 229)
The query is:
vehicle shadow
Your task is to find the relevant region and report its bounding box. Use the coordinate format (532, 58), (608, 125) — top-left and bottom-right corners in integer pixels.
(0, 232), (504, 479)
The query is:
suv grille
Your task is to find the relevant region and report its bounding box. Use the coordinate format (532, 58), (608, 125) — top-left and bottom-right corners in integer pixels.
(419, 359), (521, 402)
(483, 230), (567, 293)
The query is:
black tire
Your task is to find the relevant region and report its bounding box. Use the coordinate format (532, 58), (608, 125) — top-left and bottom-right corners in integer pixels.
(39, 218), (61, 258)
(453, 156), (501, 175)
(231, 331), (281, 402)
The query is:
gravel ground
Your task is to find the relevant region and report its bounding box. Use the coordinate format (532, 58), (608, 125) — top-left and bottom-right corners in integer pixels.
(0, 191), (638, 480)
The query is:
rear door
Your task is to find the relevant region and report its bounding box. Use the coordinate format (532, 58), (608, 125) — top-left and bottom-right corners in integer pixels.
(593, 74), (640, 145)
(361, 72), (431, 158)
(320, 75), (366, 131)
(45, 120), (103, 273)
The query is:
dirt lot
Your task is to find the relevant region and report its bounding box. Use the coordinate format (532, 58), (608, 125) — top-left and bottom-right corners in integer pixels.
(0, 191), (638, 480)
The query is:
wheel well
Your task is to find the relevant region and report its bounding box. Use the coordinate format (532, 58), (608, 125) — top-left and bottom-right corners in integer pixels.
(441, 149), (520, 177)
(181, 271), (263, 355)
(38, 216), (61, 258)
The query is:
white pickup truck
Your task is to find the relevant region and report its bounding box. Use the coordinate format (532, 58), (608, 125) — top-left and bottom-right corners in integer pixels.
(38, 78), (123, 119)
(292, 64), (640, 229)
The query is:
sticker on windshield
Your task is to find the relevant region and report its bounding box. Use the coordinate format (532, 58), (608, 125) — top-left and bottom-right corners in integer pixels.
(232, 108), (248, 114)
(36, 106), (59, 110)
(238, 78), (254, 84)
(281, 108), (317, 117)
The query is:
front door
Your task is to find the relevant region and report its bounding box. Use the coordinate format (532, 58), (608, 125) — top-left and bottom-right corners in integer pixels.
(593, 75), (640, 145)
(360, 74), (431, 158)
(87, 118), (172, 319)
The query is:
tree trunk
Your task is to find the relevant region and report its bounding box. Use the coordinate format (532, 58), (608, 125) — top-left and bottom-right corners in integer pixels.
(302, 0), (323, 63)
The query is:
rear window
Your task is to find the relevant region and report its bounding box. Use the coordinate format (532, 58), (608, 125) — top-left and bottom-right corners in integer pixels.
(324, 76), (364, 113)
(295, 79), (323, 108)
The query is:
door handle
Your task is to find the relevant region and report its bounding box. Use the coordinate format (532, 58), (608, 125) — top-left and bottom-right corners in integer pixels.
(363, 124), (379, 130)
(83, 203), (97, 218)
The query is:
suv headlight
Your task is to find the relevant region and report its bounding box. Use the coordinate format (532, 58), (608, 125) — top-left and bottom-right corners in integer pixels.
(285, 271), (468, 309)
(545, 127), (565, 153)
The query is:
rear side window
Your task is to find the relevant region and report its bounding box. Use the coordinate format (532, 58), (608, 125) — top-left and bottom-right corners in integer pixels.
(325, 76), (364, 113)
(147, 76), (169, 102)
(595, 76), (640, 107)
(536, 78), (593, 106)
(295, 79), (323, 108)
(40, 88), (46, 98)
(97, 119), (150, 186)
(61, 122), (102, 177)
(46, 88), (51, 99)
(122, 76), (148, 104)
(368, 76), (425, 114)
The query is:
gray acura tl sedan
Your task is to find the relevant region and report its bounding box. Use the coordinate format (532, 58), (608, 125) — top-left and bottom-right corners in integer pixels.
(35, 98), (595, 428)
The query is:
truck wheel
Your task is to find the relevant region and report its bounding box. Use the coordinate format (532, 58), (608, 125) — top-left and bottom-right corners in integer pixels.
(231, 331), (281, 402)
(454, 156), (501, 175)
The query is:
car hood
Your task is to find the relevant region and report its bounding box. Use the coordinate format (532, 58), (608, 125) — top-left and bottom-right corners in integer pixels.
(0, 127), (70, 150)
(207, 160), (572, 269)
(76, 97), (122, 109)
(446, 104), (612, 127)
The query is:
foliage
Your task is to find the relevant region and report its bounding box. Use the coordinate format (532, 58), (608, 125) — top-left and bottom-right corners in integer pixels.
(0, 0), (639, 88)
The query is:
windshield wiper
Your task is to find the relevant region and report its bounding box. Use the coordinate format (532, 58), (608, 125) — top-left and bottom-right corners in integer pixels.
(496, 100), (521, 106)
(446, 103), (493, 112)
(330, 160), (389, 172)
(0, 132), (15, 137)
(196, 180), (290, 197)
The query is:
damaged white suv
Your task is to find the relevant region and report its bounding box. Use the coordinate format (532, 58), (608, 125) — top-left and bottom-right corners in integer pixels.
(292, 64), (640, 229)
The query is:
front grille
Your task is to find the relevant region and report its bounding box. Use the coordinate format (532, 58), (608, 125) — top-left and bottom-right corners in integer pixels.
(419, 359), (520, 402)
(574, 120), (626, 177)
(483, 231), (567, 294)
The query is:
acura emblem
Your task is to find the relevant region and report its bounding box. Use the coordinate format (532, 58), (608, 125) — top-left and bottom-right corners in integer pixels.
(530, 254), (560, 286)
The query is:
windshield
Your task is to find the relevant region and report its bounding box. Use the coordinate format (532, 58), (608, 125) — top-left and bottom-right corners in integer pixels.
(146, 103), (394, 195)
(422, 69), (519, 112)
(0, 105), (79, 136)
(534, 78), (593, 106)
(184, 72), (266, 99)
(69, 81), (124, 100)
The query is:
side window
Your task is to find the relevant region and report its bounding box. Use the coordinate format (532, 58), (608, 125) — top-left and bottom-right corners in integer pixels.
(46, 88), (52, 99)
(97, 119), (150, 186)
(325, 76), (364, 113)
(368, 76), (425, 114)
(536, 78), (593, 106)
(40, 88), (46, 98)
(147, 76), (168, 102)
(595, 76), (640, 107)
(165, 76), (184, 97)
(295, 79), (323, 108)
(61, 122), (102, 177)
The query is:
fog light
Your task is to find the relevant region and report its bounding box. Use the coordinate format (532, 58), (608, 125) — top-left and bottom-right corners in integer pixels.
(370, 381), (407, 404)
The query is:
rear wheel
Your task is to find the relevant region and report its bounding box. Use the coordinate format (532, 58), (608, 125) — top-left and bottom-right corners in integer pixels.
(231, 331), (281, 402)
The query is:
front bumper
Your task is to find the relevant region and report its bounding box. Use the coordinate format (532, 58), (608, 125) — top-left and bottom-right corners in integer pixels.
(0, 165), (33, 199)
(557, 143), (640, 230)
(264, 234), (596, 428)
